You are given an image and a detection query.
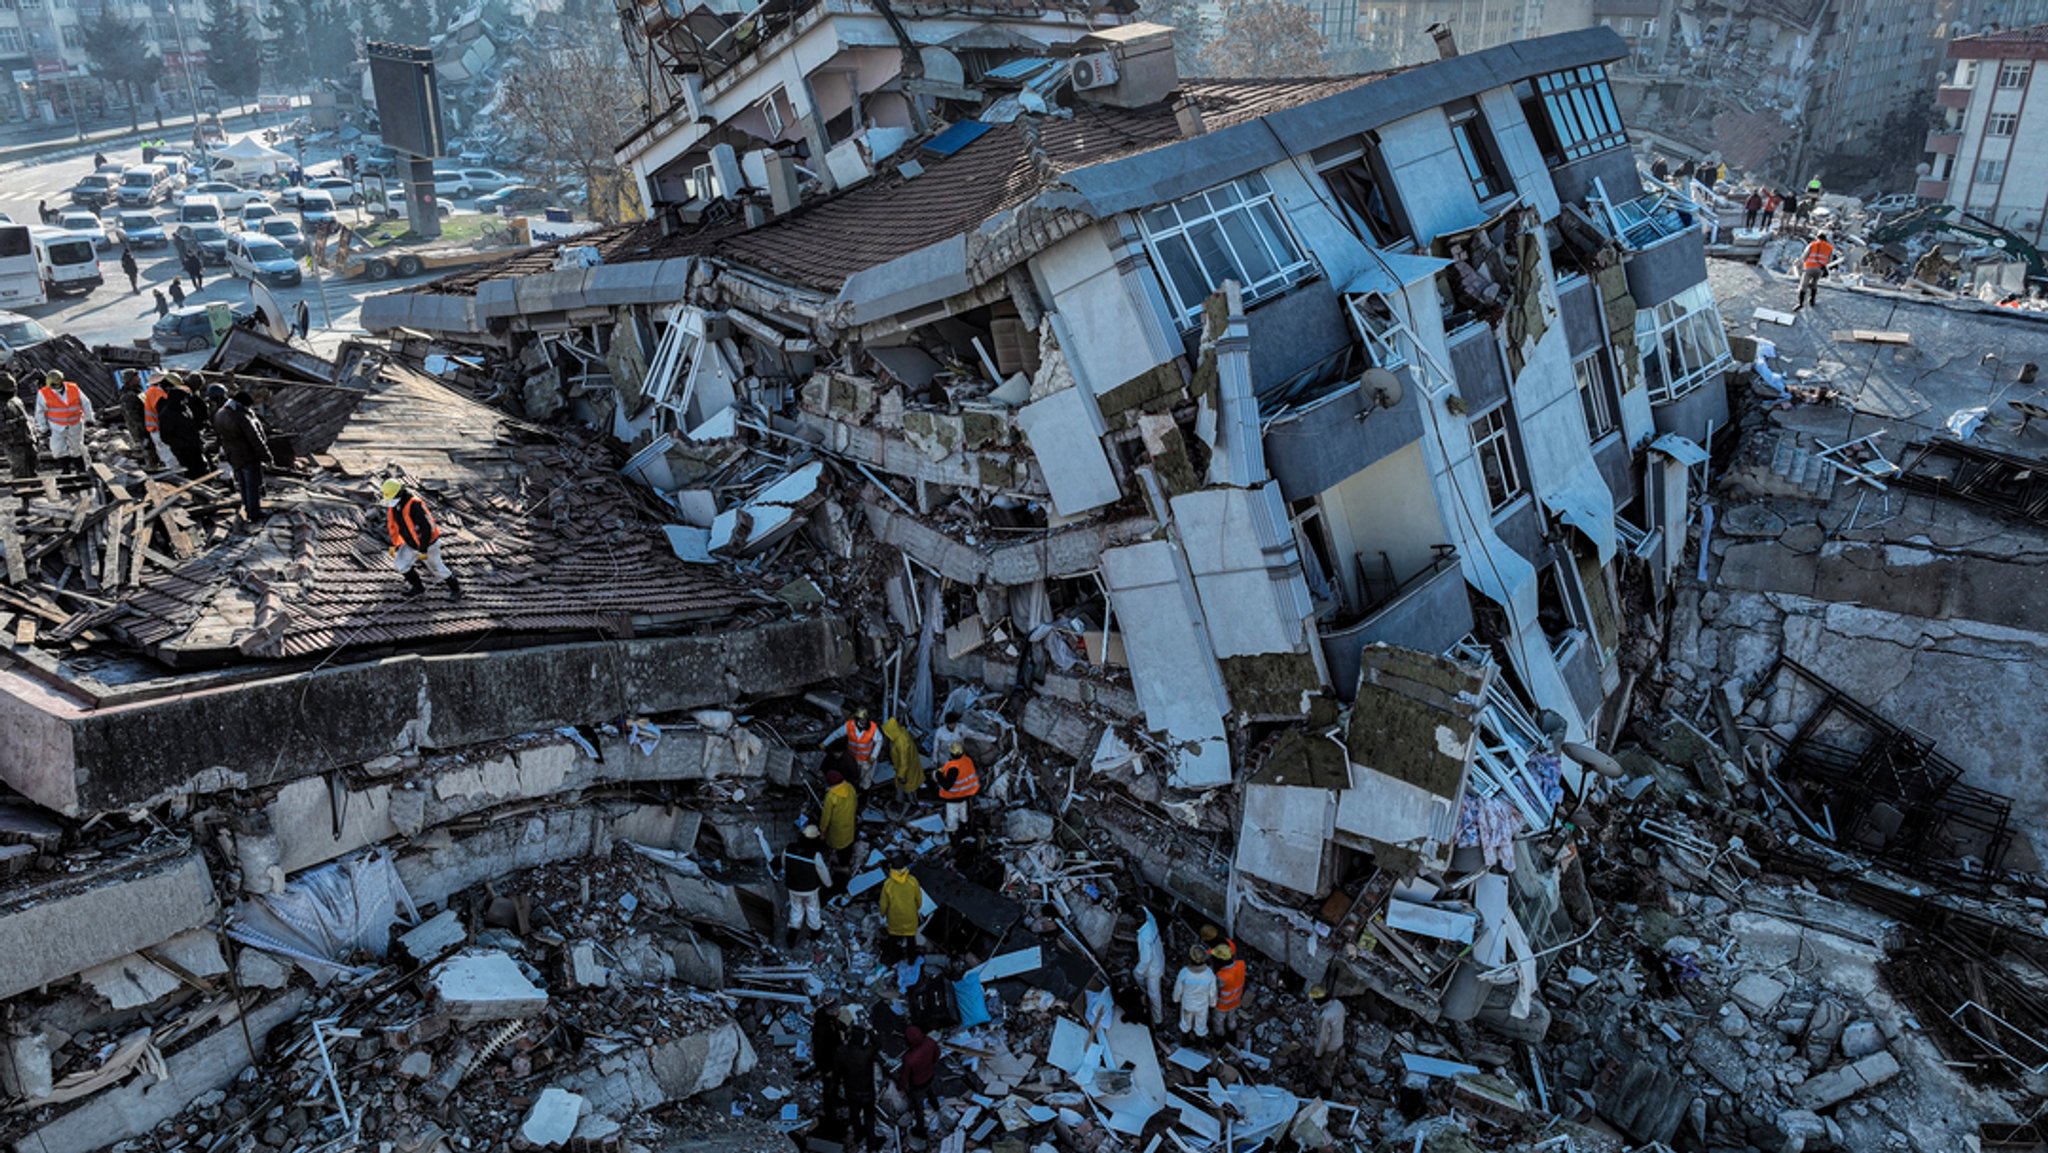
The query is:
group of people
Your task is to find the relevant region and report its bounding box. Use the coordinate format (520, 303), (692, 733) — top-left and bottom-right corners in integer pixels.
(1741, 176), (1825, 234)
(808, 995), (945, 1150)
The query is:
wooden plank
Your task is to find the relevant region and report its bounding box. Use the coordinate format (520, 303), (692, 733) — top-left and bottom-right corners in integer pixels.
(99, 510), (123, 590)
(0, 502), (24, 585)
(163, 510), (196, 559)
(14, 617), (35, 647)
(127, 508), (150, 587)
(39, 476), (58, 502)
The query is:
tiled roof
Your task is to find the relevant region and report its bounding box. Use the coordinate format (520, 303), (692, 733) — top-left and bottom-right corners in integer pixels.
(422, 76), (1391, 296)
(1953, 22), (2048, 57)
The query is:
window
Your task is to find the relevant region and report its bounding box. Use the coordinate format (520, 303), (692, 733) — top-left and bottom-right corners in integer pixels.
(1319, 137), (1410, 246)
(1957, 61), (1979, 87)
(1989, 112), (2017, 136)
(2000, 61), (2030, 88)
(1138, 172), (1316, 326)
(1633, 281), (1732, 404)
(1534, 562), (1581, 652)
(0, 26), (18, 51)
(1470, 405), (1523, 512)
(1521, 65), (1628, 164)
(60, 23), (81, 47)
(1574, 352), (1617, 438)
(1619, 16), (1633, 34)
(1447, 102), (1511, 203)
(1976, 158), (2007, 184)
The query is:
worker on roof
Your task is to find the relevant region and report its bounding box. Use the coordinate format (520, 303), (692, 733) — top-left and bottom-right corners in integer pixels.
(155, 376), (212, 480)
(882, 714), (923, 815)
(0, 374), (37, 478)
(936, 741), (980, 833)
(820, 768), (858, 877)
(34, 370), (92, 474)
(1807, 175), (1823, 196)
(142, 372), (172, 467)
(1210, 942), (1248, 1038)
(1173, 944), (1218, 1039)
(1795, 231), (1835, 312)
(878, 856), (922, 965)
(213, 391), (271, 521)
(1308, 985), (1347, 1087)
(117, 371), (158, 469)
(781, 823), (831, 948)
(381, 479), (462, 600)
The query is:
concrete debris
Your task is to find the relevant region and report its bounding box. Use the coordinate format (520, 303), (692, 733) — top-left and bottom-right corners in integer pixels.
(517, 1087), (585, 1148)
(430, 951), (550, 1020)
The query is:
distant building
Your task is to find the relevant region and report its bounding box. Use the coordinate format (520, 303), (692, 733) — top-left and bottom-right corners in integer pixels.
(1360, 0), (1550, 63)
(1921, 21), (2048, 245)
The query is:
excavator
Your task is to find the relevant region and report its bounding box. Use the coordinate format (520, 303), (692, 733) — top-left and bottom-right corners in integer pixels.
(1860, 204), (2047, 291)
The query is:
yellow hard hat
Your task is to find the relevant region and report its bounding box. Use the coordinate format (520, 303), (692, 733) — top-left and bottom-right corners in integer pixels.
(1308, 985), (1327, 1000)
(43, 370), (61, 386)
(163, 373), (184, 388)
(380, 479), (403, 501)
(1211, 944), (1235, 961)
(949, 742), (964, 755)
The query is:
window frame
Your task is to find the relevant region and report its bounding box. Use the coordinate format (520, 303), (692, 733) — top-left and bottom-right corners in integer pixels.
(1521, 65), (1628, 165)
(1976, 157), (2007, 184)
(1470, 403), (1524, 514)
(1137, 172), (1318, 328)
(1999, 61), (2030, 89)
(1989, 112), (2018, 137)
(1447, 101), (1512, 205)
(1316, 135), (1412, 248)
(1573, 350), (1618, 439)
(1633, 281), (1733, 405)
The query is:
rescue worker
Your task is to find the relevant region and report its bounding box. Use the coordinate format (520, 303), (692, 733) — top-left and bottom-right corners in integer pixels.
(34, 370), (92, 474)
(380, 479), (463, 599)
(835, 1024), (881, 1151)
(811, 995), (846, 1125)
(897, 1025), (942, 1142)
(1211, 942), (1247, 1037)
(820, 769), (858, 877)
(882, 714), (924, 814)
(1806, 175), (1823, 198)
(1173, 944), (1218, 1039)
(212, 391), (270, 520)
(1795, 231), (1835, 311)
(936, 742), (980, 833)
(781, 824), (831, 946)
(879, 858), (922, 965)
(0, 375), (38, 478)
(830, 707), (882, 785)
(117, 371), (158, 467)
(1762, 189), (1782, 231)
(1308, 985), (1347, 1089)
(155, 375), (211, 479)
(142, 372), (172, 465)
(1133, 903), (1166, 1025)
(1743, 189), (1763, 230)
(203, 381), (228, 419)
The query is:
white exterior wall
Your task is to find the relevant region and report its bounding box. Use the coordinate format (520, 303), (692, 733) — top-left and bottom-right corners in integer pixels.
(1317, 441), (1445, 607)
(1377, 110), (1488, 243)
(1030, 225), (1181, 396)
(1945, 56), (2048, 246)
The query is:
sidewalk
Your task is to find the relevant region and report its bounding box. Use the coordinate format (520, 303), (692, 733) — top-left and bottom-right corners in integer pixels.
(0, 102), (266, 168)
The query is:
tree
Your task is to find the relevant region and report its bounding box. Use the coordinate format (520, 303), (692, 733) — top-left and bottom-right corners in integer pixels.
(493, 14), (642, 224)
(1137, 0), (1211, 76)
(1199, 0), (1330, 79)
(261, 0), (311, 87)
(202, 0), (262, 100)
(81, 9), (164, 118)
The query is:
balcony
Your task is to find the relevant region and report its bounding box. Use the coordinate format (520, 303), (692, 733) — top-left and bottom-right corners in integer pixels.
(1916, 176), (1951, 200)
(1319, 550), (1472, 696)
(1938, 85), (1972, 111)
(1924, 130), (1961, 155)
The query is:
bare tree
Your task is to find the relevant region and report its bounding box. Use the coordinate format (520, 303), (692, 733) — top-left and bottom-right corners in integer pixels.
(1199, 0), (1331, 79)
(492, 15), (642, 225)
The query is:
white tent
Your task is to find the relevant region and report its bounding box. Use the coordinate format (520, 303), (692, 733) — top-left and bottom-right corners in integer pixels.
(214, 135), (294, 178)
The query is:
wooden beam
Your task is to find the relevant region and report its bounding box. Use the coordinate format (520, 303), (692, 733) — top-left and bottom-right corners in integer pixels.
(127, 507), (150, 587)
(0, 501), (24, 585)
(14, 617), (35, 648)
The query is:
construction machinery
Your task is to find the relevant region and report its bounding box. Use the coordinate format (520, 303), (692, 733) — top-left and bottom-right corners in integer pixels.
(1861, 204), (2047, 289)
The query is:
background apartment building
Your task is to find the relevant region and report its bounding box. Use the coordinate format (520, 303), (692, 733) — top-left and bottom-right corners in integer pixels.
(1921, 22), (2048, 245)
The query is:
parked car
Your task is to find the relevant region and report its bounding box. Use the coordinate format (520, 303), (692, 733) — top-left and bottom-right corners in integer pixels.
(308, 176), (359, 205)
(0, 310), (53, 364)
(172, 223), (231, 266)
(225, 231), (303, 288)
(176, 195), (224, 226)
(358, 146), (401, 177)
(258, 217), (309, 257)
(70, 171), (120, 209)
(475, 184), (555, 214)
(115, 210), (169, 249)
(297, 189), (339, 228)
(376, 184), (454, 219)
(241, 201), (281, 227)
(180, 181), (255, 212)
(431, 168), (513, 199)
(1866, 192), (1919, 216)
(151, 301), (253, 353)
(55, 209), (115, 249)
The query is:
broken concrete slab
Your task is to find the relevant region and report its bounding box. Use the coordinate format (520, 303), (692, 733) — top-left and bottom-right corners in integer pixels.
(79, 954), (182, 1010)
(0, 846), (220, 1001)
(519, 1087), (586, 1148)
(1730, 971), (1790, 1018)
(400, 908), (467, 964)
(1791, 1050), (1901, 1110)
(566, 1019), (759, 1115)
(430, 951), (549, 1020)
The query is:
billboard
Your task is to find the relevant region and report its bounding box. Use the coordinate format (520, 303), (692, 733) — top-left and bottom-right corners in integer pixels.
(365, 43), (444, 159)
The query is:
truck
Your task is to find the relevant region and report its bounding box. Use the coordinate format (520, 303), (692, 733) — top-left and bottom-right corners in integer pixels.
(1862, 204), (2047, 290)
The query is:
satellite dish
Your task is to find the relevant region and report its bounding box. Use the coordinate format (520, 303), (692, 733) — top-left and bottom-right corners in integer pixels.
(1362, 367), (1404, 410)
(1562, 741), (1626, 780)
(249, 280), (290, 342)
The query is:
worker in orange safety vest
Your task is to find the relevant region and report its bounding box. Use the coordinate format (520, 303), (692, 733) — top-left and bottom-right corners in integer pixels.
(382, 479), (463, 600)
(936, 742), (980, 833)
(33, 370), (92, 473)
(837, 707), (881, 785)
(1210, 942), (1247, 1037)
(1795, 232), (1834, 311)
(141, 372), (172, 466)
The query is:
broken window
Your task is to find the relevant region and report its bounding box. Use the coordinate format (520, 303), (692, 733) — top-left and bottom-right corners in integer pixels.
(1447, 101), (1511, 204)
(1633, 282), (1731, 405)
(1137, 172), (1316, 326)
(1533, 560), (1581, 653)
(1519, 65), (1627, 165)
(1318, 136), (1411, 247)
(1573, 350), (1617, 439)
(1469, 404), (1522, 513)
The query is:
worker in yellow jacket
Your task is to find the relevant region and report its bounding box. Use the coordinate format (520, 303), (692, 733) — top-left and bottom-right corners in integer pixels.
(882, 716), (923, 815)
(878, 858), (923, 964)
(820, 769), (858, 879)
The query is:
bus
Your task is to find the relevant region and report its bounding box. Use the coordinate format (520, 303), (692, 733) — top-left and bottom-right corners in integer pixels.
(0, 224), (45, 309)
(29, 227), (102, 296)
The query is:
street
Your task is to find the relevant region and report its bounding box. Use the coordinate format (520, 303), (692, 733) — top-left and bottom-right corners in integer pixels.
(0, 142), (458, 368)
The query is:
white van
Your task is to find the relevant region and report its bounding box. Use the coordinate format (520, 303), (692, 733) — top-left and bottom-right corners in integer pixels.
(177, 195), (223, 226)
(118, 163), (176, 207)
(28, 227), (102, 295)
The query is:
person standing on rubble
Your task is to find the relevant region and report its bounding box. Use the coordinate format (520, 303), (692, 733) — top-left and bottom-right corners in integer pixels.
(836, 1024), (882, 1151)
(213, 391), (271, 521)
(1173, 944), (1218, 1039)
(810, 994), (847, 1125)
(1743, 189), (1763, 230)
(821, 768), (858, 879)
(155, 376), (212, 480)
(142, 373), (172, 466)
(897, 1024), (941, 1143)
(117, 371), (158, 468)
(381, 479), (464, 600)
(827, 707), (883, 786)
(1133, 904), (1166, 1025)
(781, 824), (831, 947)
(1762, 189), (1782, 232)
(1211, 942), (1248, 1038)
(1795, 231), (1835, 311)
(0, 375), (38, 478)
(1308, 985), (1347, 1086)
(879, 857), (923, 965)
(936, 742), (980, 833)
(882, 715), (924, 813)
(34, 370), (92, 474)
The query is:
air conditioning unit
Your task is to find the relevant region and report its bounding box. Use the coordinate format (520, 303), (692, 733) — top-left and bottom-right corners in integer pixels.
(1072, 52), (1120, 91)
